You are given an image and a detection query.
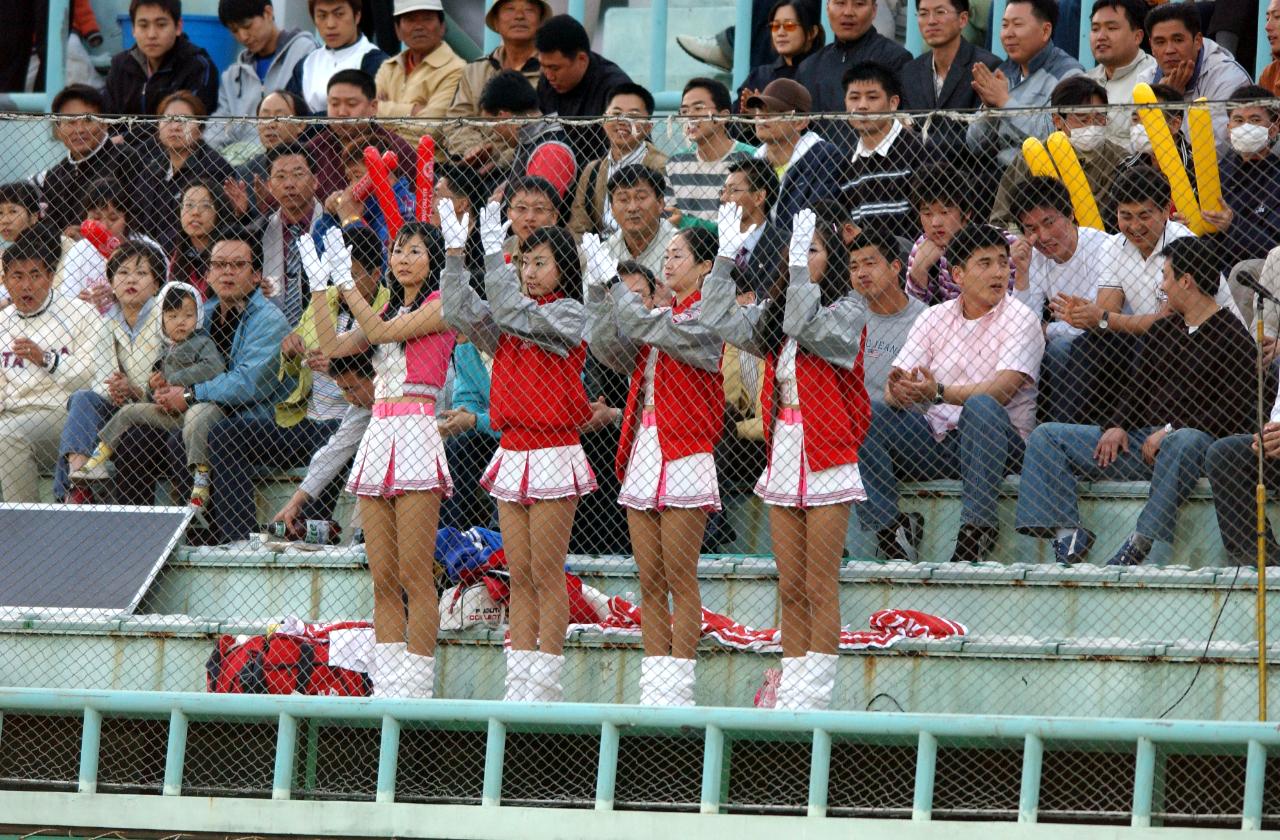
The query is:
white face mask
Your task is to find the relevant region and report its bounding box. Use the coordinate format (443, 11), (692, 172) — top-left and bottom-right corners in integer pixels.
(1129, 122), (1153, 154)
(1068, 125), (1106, 154)
(1230, 123), (1272, 155)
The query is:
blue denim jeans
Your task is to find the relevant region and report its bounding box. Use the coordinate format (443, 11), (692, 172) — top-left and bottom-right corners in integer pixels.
(1039, 333), (1083, 424)
(856, 395), (1025, 533)
(1205, 434), (1280, 559)
(1014, 423), (1214, 543)
(54, 389), (116, 501)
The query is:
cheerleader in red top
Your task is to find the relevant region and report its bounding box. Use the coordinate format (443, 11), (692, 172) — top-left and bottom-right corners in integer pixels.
(583, 226), (724, 706)
(440, 199), (596, 703)
(305, 223), (456, 699)
(702, 205), (871, 711)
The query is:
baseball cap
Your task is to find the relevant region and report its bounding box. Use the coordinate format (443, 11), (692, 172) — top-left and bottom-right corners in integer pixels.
(744, 79), (812, 114)
(393, 0), (443, 16)
(484, 0), (553, 32)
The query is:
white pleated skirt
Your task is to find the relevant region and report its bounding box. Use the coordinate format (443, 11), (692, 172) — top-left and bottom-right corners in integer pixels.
(347, 403), (453, 498)
(481, 443), (598, 504)
(755, 415), (865, 508)
(618, 424), (721, 512)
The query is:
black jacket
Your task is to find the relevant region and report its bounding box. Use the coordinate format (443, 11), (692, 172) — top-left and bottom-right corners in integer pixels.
(900, 40), (1000, 159)
(36, 139), (146, 232)
(536, 52), (632, 164)
(134, 141), (237, 250)
(104, 35), (219, 119)
(737, 221), (788, 299)
(795, 31), (910, 114)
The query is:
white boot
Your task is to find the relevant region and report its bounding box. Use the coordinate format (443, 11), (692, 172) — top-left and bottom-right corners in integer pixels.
(638, 656), (672, 705)
(370, 642), (408, 697)
(527, 651), (565, 702)
(665, 657), (697, 707)
(774, 656), (807, 710)
(802, 653), (839, 711)
(402, 651), (435, 698)
(504, 649), (534, 702)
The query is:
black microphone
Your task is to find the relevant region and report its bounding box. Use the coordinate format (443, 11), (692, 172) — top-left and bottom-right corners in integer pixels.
(1237, 273), (1280, 305)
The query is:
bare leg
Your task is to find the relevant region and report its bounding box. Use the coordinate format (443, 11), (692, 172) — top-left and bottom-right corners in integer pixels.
(660, 507), (708, 661)
(627, 507), (669, 655)
(361, 496), (404, 644)
(529, 497), (577, 656)
(769, 505), (809, 657)
(395, 490), (443, 657)
(499, 501), (537, 651)
(804, 504), (851, 655)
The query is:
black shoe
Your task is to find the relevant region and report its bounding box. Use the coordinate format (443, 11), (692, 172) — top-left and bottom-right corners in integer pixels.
(875, 512), (925, 561)
(949, 523), (999, 563)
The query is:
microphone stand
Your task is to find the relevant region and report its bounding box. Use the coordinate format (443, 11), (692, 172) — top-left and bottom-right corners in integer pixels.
(1254, 289), (1271, 722)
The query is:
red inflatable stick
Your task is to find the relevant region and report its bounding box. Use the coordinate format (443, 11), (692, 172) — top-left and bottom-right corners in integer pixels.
(80, 219), (122, 259)
(415, 135), (435, 221)
(363, 146), (403, 240)
(350, 150), (399, 203)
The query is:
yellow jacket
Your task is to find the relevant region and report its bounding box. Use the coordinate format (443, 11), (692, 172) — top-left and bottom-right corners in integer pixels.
(276, 285), (391, 427)
(375, 43), (466, 142)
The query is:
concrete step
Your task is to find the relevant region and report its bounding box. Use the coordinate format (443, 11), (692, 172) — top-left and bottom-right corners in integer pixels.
(0, 618), (1270, 720)
(145, 548), (1268, 646)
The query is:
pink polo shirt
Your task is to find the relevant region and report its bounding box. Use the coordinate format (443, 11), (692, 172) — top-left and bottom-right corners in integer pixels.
(892, 294), (1045, 440)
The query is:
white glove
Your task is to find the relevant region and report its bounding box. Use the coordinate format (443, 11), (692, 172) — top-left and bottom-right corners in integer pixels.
(478, 201), (510, 257)
(298, 230), (328, 293)
(581, 233), (618, 289)
(716, 202), (757, 259)
(788, 209), (816, 269)
(438, 198), (470, 251)
(324, 226), (355, 292)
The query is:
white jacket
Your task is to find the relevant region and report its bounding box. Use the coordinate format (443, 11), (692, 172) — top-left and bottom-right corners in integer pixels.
(0, 292), (109, 412)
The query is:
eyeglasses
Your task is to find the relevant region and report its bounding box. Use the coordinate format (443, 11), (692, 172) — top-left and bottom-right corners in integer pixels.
(210, 259), (252, 271)
(509, 204), (553, 216)
(720, 186), (751, 197)
(916, 7), (957, 18)
(181, 201), (215, 212)
(769, 20), (800, 32)
(678, 102), (713, 116)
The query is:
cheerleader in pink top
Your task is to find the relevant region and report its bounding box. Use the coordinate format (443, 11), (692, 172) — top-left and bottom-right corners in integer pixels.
(305, 223), (456, 699)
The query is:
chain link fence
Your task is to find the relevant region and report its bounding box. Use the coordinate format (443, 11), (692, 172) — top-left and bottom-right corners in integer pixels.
(1, 96), (1279, 819)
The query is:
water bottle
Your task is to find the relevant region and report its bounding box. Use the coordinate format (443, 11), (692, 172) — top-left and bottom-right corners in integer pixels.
(260, 519), (342, 545)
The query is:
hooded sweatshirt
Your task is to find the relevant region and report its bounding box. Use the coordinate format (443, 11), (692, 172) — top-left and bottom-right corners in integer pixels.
(207, 28), (319, 152)
(151, 281), (225, 394)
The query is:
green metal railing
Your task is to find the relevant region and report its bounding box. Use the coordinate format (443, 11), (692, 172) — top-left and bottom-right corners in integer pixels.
(1, 687), (1278, 834)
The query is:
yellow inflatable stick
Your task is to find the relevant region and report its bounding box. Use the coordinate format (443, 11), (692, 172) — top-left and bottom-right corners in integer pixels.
(1045, 131), (1105, 230)
(1188, 97), (1222, 231)
(1132, 83), (1207, 233)
(1021, 137), (1059, 178)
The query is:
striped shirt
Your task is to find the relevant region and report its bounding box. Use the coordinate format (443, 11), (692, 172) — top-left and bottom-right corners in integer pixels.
(666, 141), (757, 227)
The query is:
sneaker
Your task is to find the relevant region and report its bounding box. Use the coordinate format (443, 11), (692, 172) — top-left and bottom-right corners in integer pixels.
(70, 461), (110, 483)
(949, 523), (999, 563)
(875, 511), (925, 561)
(675, 34), (732, 70)
(188, 486), (211, 529)
(1052, 528), (1094, 565)
(1106, 534), (1151, 566)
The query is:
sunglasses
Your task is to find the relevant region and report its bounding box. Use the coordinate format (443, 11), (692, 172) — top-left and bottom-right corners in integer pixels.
(769, 20), (801, 32)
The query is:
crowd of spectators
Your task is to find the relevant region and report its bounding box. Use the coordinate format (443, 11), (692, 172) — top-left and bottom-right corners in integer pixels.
(3, 0), (1280, 571)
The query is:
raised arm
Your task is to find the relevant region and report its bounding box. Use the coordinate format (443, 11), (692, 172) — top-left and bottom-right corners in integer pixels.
(438, 198), (499, 355)
(485, 252), (583, 356)
(582, 233), (640, 375)
(611, 284), (722, 373)
(699, 202), (771, 355)
(302, 228), (369, 359)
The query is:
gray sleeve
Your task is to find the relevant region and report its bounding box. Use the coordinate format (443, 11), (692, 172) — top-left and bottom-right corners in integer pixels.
(700, 255), (771, 357)
(611, 283), (723, 374)
(586, 283), (641, 375)
(299, 405), (371, 498)
(484, 252), (582, 357)
(163, 335), (228, 386)
(441, 255), (500, 356)
(782, 266), (869, 370)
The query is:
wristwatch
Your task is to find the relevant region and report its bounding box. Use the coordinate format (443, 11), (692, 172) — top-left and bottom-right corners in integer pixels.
(933, 382), (946, 405)
(1098, 311), (1110, 331)
(183, 387), (198, 405)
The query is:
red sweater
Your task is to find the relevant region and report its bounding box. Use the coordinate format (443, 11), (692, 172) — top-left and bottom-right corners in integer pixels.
(615, 292), (725, 481)
(761, 334), (870, 473)
(490, 293), (592, 451)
